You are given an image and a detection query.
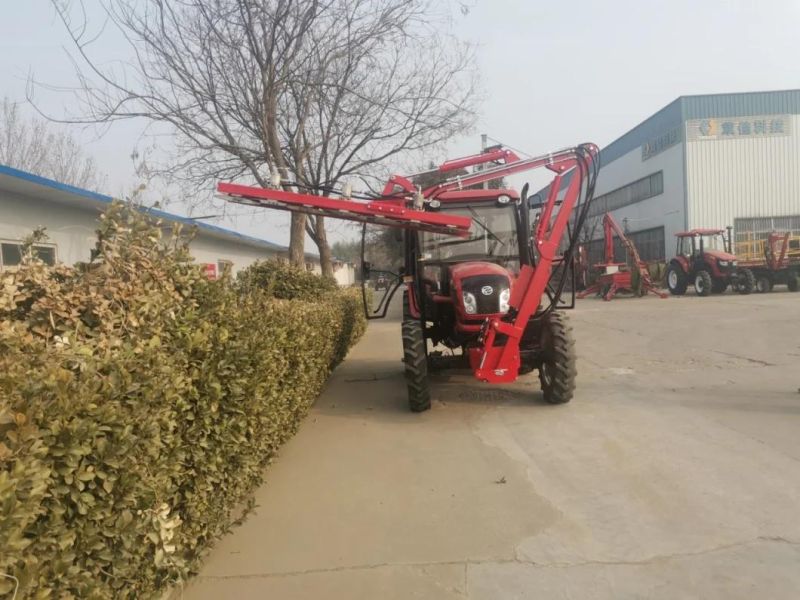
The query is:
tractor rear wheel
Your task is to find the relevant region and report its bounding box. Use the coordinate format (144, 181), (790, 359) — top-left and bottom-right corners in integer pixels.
(694, 270), (712, 296)
(538, 312), (576, 405)
(756, 274), (773, 293)
(788, 273), (799, 292)
(736, 268), (755, 295)
(666, 265), (687, 295)
(402, 296), (431, 413)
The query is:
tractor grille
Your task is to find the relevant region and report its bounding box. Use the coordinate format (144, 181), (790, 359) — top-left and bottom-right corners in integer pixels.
(462, 274), (509, 314)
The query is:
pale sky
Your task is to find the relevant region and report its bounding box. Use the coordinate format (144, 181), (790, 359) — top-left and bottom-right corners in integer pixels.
(2, 0), (799, 246)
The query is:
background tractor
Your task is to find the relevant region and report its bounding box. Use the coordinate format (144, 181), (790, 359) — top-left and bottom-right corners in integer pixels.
(666, 229), (754, 296)
(219, 143), (599, 412)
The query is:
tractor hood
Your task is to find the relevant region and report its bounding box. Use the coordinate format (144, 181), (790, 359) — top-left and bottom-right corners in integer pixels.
(450, 261), (513, 318)
(703, 249), (737, 262)
(449, 261), (510, 282)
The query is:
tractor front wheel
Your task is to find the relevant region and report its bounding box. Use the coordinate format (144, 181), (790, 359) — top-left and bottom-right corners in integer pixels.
(402, 297), (431, 413)
(666, 265), (687, 296)
(787, 273), (799, 292)
(736, 268), (755, 295)
(538, 312), (576, 405)
(712, 278), (728, 294)
(695, 270), (712, 296)
(756, 274), (773, 294)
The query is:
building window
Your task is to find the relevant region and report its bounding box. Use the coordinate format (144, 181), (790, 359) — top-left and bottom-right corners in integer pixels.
(588, 171), (664, 218)
(217, 259), (233, 276)
(1, 241), (57, 269)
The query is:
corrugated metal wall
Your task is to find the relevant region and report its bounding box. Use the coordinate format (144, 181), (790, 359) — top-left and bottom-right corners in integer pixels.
(685, 114), (800, 230)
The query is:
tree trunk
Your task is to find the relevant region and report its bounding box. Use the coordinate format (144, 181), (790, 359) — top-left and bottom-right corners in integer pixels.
(289, 212), (307, 268)
(315, 215), (334, 278)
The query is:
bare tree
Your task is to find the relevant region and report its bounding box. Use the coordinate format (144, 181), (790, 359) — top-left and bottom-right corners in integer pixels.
(39, 0), (478, 275)
(0, 97), (103, 190)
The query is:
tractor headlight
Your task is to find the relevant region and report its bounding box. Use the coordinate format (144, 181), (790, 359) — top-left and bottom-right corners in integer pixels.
(499, 288), (510, 313)
(718, 260), (728, 267)
(462, 291), (477, 314)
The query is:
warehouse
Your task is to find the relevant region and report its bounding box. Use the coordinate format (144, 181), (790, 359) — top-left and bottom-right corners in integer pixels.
(580, 89), (800, 264)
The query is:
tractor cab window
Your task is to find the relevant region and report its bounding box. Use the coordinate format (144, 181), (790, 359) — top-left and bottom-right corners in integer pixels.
(420, 202), (519, 270)
(679, 237), (693, 257)
(700, 233), (725, 252)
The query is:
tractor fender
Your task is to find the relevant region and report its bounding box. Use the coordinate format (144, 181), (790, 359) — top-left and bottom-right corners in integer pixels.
(669, 257), (689, 273)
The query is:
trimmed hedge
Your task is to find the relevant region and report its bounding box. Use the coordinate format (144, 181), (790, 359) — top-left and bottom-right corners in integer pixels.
(0, 205), (365, 598)
(237, 259), (339, 300)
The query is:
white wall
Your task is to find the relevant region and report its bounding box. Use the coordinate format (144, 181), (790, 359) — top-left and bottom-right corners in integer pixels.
(185, 234), (281, 276)
(685, 114), (800, 230)
(0, 191), (283, 274)
(0, 192), (100, 266)
(332, 262), (355, 286)
(588, 142), (686, 256)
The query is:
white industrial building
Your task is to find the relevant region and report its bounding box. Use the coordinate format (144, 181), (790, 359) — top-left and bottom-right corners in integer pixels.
(579, 89), (800, 263)
(0, 164), (356, 285)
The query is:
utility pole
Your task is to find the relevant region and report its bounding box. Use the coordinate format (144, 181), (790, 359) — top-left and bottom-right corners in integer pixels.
(480, 133), (488, 189)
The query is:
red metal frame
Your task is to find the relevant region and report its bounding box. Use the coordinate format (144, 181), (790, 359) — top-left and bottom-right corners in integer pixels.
(577, 213), (667, 301)
(217, 143), (599, 386)
(466, 147), (599, 383)
(218, 182), (473, 237)
(739, 231), (798, 271)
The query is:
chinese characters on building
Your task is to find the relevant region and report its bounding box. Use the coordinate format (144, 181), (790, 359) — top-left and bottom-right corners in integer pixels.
(687, 114), (791, 141)
(641, 127), (682, 161)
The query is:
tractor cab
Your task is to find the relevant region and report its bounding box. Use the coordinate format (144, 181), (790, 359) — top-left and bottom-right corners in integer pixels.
(413, 188), (530, 348)
(668, 229), (754, 296)
(676, 229), (735, 263)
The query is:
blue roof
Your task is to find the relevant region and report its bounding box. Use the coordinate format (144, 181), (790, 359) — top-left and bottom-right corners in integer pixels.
(0, 163), (297, 254)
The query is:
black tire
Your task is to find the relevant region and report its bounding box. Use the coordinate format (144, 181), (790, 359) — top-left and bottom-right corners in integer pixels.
(402, 296), (430, 412)
(538, 312), (576, 405)
(666, 264), (687, 296)
(788, 273), (799, 292)
(736, 268), (755, 295)
(756, 275), (773, 294)
(694, 270), (712, 296)
(711, 279), (728, 294)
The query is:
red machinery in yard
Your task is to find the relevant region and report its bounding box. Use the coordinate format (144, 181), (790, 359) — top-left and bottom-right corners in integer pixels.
(218, 143), (599, 411)
(666, 229), (755, 296)
(736, 231), (800, 293)
(577, 213), (667, 301)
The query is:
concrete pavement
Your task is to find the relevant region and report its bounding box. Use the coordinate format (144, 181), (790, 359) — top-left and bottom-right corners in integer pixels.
(182, 290), (800, 599)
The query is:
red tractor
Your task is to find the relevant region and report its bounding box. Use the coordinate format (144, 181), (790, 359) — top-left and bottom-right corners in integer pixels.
(218, 144), (599, 411)
(666, 229), (755, 296)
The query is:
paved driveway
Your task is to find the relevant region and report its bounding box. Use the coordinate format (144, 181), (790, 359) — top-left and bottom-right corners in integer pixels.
(184, 291), (800, 599)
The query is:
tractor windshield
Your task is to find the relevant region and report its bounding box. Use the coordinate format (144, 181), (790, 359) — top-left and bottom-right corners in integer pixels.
(420, 202), (519, 269)
(700, 233), (726, 252)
